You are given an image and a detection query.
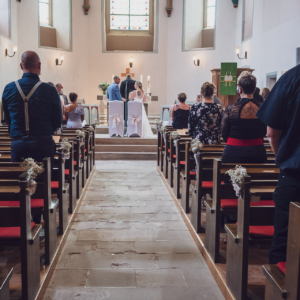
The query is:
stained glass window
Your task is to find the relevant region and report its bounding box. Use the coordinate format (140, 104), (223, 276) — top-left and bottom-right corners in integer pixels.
(110, 0), (150, 31)
(206, 0), (216, 28)
(39, 0), (51, 26)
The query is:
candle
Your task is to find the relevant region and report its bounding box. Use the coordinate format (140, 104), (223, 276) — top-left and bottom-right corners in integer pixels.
(112, 74), (114, 82)
(140, 75), (143, 86)
(147, 76), (150, 94)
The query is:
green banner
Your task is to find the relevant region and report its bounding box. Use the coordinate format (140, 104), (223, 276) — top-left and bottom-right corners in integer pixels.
(220, 63), (237, 96)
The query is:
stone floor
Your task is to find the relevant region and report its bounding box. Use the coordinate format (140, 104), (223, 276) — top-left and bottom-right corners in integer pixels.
(43, 161), (224, 300)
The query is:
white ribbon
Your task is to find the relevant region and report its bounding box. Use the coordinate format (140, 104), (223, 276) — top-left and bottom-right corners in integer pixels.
(129, 114), (142, 133)
(110, 114), (123, 128)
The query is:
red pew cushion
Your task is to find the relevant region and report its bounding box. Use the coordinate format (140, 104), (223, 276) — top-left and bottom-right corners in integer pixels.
(249, 226), (274, 238)
(65, 169), (70, 175)
(180, 161), (185, 165)
(0, 222), (35, 240)
(277, 262), (286, 274)
(190, 172), (196, 176)
(221, 200), (275, 210)
(173, 155), (176, 159)
(51, 181), (59, 189)
(74, 161), (77, 166)
(0, 200), (44, 209)
(168, 149), (170, 153)
(202, 181), (225, 188)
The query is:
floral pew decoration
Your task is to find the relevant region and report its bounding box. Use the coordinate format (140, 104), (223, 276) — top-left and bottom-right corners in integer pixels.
(226, 165), (248, 200)
(191, 138), (203, 166)
(20, 158), (44, 191)
(155, 119), (163, 131)
(76, 130), (86, 146)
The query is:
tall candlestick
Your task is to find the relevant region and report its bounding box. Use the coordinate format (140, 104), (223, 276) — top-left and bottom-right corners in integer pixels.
(147, 76), (151, 94)
(140, 75), (143, 86)
(112, 74), (114, 82)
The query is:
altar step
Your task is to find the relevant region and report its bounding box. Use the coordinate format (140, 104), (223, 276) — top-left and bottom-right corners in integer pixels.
(95, 134), (157, 160)
(96, 126), (157, 134)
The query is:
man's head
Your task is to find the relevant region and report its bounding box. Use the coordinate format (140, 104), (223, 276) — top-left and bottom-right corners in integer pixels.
(114, 76), (120, 84)
(56, 83), (63, 94)
(126, 74), (132, 79)
(20, 51), (41, 75)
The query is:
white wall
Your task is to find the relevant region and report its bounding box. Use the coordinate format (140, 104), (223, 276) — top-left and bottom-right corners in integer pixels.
(235, 0), (300, 88)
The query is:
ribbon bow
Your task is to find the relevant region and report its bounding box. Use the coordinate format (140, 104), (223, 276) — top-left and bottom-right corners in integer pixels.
(129, 114), (142, 133)
(110, 114), (123, 128)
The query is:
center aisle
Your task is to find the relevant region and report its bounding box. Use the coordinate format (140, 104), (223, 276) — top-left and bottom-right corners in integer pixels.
(43, 161), (224, 300)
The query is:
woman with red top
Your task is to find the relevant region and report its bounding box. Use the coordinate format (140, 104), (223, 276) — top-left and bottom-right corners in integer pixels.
(221, 72), (267, 163)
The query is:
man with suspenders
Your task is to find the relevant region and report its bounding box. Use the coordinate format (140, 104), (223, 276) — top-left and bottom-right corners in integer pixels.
(2, 51), (62, 172)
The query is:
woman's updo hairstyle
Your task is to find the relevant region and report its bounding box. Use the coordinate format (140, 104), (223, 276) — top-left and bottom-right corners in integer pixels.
(178, 93), (187, 103)
(69, 93), (78, 103)
(135, 81), (144, 93)
(201, 82), (215, 98)
(237, 71), (257, 95)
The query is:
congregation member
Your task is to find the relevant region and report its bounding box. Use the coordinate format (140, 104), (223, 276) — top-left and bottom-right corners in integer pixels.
(196, 94), (201, 103)
(221, 72), (267, 163)
(256, 64), (300, 264)
(188, 82), (222, 144)
(56, 83), (69, 105)
(260, 87), (270, 101)
(120, 74), (136, 101)
(171, 93), (190, 129)
(107, 76), (124, 102)
(2, 51), (61, 166)
(66, 93), (85, 128)
(254, 87), (264, 103)
(212, 86), (222, 105)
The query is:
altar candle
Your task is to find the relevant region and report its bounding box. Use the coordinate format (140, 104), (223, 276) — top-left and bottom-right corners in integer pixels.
(112, 74), (114, 82)
(147, 76), (151, 94)
(140, 75), (143, 86)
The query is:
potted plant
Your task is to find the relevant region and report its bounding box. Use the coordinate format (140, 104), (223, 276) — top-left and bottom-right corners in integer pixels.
(99, 82), (110, 95)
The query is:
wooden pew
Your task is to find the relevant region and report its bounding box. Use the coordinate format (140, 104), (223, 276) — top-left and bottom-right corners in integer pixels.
(159, 126), (174, 173)
(0, 158), (58, 265)
(0, 267), (13, 300)
(162, 128), (177, 179)
(263, 202), (300, 300)
(225, 174), (276, 300)
(205, 159), (279, 263)
(157, 129), (161, 168)
(0, 173), (42, 300)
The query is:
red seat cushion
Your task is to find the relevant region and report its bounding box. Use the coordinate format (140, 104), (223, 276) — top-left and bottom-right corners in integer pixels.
(190, 172), (196, 176)
(221, 200), (275, 210)
(173, 155), (177, 159)
(180, 161), (185, 165)
(0, 200), (44, 209)
(277, 262), (286, 274)
(0, 222), (35, 240)
(163, 146), (165, 149)
(249, 226), (274, 238)
(65, 169), (70, 175)
(74, 161), (77, 166)
(168, 149), (170, 153)
(51, 181), (59, 188)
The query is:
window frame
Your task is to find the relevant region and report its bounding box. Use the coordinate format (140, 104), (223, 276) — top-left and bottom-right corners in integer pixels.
(203, 0), (216, 29)
(39, 0), (53, 27)
(241, 0), (254, 43)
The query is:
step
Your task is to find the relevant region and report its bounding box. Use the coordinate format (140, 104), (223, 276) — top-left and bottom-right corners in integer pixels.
(96, 136), (157, 145)
(96, 145), (157, 152)
(96, 127), (157, 134)
(95, 152), (157, 160)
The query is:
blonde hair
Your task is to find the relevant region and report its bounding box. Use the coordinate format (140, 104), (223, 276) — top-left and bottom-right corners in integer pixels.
(260, 87), (270, 100)
(135, 81), (144, 93)
(178, 93), (187, 103)
(201, 82), (215, 98)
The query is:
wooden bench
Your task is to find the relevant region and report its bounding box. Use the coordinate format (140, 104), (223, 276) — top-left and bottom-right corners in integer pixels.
(162, 128), (177, 179)
(0, 173), (42, 300)
(263, 202), (300, 300)
(0, 267), (13, 300)
(205, 159), (279, 263)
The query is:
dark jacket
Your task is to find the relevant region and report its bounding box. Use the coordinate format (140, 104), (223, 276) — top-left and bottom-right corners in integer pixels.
(120, 78), (136, 100)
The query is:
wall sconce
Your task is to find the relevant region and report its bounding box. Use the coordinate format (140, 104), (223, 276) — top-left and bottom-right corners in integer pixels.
(236, 47), (247, 60)
(56, 56), (64, 66)
(193, 57), (200, 67)
(5, 46), (17, 58)
(129, 59), (133, 68)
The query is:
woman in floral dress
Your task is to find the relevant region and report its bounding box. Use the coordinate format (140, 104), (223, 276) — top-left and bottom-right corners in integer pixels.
(188, 82), (223, 144)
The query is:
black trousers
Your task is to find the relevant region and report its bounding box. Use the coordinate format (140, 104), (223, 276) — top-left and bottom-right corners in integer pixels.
(269, 173), (300, 264)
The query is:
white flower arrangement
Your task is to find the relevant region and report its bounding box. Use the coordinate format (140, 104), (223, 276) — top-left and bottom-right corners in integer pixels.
(155, 119), (163, 130)
(89, 126), (95, 132)
(226, 165), (248, 199)
(191, 138), (203, 154)
(76, 130), (85, 138)
(171, 131), (180, 140)
(20, 158), (44, 180)
(61, 138), (72, 154)
(159, 126), (166, 134)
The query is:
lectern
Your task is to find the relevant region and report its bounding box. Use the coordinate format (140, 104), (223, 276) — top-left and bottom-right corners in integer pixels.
(211, 68), (255, 107)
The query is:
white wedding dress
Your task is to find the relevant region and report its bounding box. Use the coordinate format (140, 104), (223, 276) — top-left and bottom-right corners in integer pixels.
(134, 92), (154, 138)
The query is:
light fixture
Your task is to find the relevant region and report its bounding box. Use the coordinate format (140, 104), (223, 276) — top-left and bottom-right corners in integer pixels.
(5, 45), (17, 58)
(129, 58), (133, 68)
(193, 56), (200, 67)
(56, 56), (64, 66)
(236, 47), (247, 60)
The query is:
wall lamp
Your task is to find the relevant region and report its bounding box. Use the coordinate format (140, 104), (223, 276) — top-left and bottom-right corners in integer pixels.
(5, 46), (17, 58)
(193, 57), (200, 67)
(129, 58), (133, 68)
(236, 47), (247, 60)
(56, 56), (64, 66)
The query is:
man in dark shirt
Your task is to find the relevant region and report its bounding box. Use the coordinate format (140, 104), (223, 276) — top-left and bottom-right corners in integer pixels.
(256, 64), (300, 264)
(2, 51), (62, 166)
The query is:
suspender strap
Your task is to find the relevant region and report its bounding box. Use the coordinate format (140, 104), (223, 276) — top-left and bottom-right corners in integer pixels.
(15, 80), (43, 136)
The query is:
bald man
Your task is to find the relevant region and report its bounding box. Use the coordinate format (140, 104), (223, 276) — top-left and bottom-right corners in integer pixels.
(2, 51), (62, 169)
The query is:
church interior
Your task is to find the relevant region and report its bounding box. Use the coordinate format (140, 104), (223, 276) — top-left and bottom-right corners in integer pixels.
(1, 0), (300, 300)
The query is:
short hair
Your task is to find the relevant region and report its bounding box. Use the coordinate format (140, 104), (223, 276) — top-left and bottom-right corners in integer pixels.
(201, 82), (215, 97)
(260, 87), (270, 100)
(126, 74), (132, 79)
(237, 72), (257, 94)
(21, 51), (40, 70)
(48, 82), (55, 87)
(56, 83), (61, 88)
(69, 93), (78, 103)
(113, 76), (119, 81)
(178, 93), (187, 103)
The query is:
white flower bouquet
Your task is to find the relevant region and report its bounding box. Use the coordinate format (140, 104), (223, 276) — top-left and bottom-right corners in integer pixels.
(155, 119), (163, 130)
(226, 165), (248, 199)
(89, 126), (95, 132)
(191, 138), (203, 154)
(171, 131), (180, 140)
(20, 158), (44, 182)
(61, 138), (72, 154)
(159, 126), (166, 134)
(76, 130), (85, 138)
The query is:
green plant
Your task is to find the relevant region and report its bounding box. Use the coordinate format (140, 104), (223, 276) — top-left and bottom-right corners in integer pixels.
(99, 82), (110, 95)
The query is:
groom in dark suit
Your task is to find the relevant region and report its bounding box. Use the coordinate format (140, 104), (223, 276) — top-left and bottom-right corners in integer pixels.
(120, 74), (136, 127)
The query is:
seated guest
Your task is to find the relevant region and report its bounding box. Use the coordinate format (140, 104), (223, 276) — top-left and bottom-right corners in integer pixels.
(188, 82), (223, 144)
(221, 72), (267, 163)
(66, 93), (85, 128)
(171, 93), (190, 129)
(260, 87), (270, 101)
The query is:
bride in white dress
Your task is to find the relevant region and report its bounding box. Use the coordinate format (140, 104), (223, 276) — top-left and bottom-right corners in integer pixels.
(129, 81), (154, 138)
